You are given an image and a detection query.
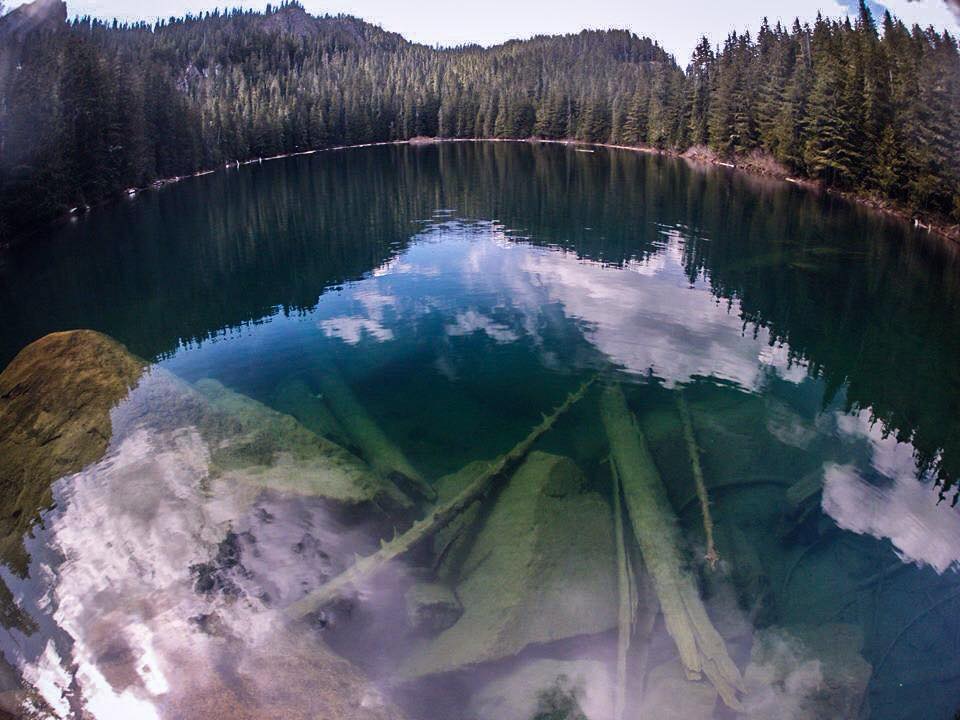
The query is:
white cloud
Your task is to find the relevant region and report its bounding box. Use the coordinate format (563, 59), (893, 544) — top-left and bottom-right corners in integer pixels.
(9, 372), (388, 718)
(463, 231), (807, 390)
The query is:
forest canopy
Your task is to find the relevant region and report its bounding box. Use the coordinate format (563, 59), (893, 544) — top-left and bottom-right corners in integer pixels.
(0, 0), (958, 242)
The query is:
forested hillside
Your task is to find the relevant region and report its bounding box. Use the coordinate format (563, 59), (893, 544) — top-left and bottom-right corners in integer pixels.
(0, 0), (957, 242)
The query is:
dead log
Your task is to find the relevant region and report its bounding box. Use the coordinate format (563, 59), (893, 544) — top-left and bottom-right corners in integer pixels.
(611, 460), (637, 720)
(314, 365), (435, 501)
(600, 383), (744, 710)
(677, 393), (718, 569)
(286, 377), (596, 621)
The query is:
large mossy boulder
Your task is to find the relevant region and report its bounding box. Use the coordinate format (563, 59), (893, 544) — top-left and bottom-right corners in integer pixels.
(0, 330), (145, 572)
(194, 379), (413, 512)
(400, 451), (618, 678)
(638, 390), (814, 513)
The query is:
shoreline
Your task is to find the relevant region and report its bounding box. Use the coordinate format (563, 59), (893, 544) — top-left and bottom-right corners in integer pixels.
(8, 136), (958, 249)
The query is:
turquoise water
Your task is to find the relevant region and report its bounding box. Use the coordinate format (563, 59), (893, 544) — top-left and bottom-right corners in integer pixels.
(1, 142), (960, 719)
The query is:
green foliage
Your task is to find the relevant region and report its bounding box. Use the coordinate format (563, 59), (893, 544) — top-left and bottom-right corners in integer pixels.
(0, 0), (958, 241)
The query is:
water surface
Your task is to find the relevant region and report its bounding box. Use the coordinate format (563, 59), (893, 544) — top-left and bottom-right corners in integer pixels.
(1, 143), (959, 720)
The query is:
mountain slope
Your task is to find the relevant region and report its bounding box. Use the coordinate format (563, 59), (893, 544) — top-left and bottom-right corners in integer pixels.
(0, 0), (957, 242)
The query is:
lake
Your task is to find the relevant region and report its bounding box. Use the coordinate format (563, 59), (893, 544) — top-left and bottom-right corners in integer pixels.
(1, 141), (959, 720)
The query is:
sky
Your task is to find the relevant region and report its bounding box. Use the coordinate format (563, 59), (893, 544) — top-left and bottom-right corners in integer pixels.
(7, 0), (960, 61)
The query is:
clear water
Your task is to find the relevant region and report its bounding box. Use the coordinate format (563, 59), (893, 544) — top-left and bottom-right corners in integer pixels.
(1, 142), (960, 719)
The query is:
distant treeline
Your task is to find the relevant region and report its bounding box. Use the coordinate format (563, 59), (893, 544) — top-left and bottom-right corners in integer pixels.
(0, 0), (958, 241)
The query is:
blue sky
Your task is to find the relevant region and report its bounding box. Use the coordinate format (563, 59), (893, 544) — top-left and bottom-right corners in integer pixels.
(8, 0), (960, 61)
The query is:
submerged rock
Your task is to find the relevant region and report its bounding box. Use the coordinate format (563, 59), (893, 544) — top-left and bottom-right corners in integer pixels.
(195, 378), (414, 512)
(404, 582), (462, 633)
(740, 623), (872, 720)
(639, 390), (812, 512)
(432, 459), (491, 580)
(0, 332), (413, 718)
(641, 660), (718, 720)
(400, 452), (618, 678)
(160, 622), (407, 720)
(12, 379), (406, 719)
(98, 367), (413, 514)
(468, 659), (611, 720)
(0, 330), (145, 572)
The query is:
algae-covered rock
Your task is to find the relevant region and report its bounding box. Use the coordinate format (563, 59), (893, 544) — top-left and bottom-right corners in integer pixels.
(432, 460), (491, 580)
(0, 330), (145, 572)
(401, 452), (618, 677)
(468, 659), (612, 720)
(404, 582), (462, 633)
(25, 400), (406, 720)
(195, 379), (413, 512)
(0, 329), (413, 577)
(740, 624), (872, 720)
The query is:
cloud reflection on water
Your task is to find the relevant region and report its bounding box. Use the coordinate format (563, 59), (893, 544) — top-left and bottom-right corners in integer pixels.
(823, 410), (960, 573)
(5, 371), (396, 719)
(3, 218), (954, 720)
(320, 220), (811, 390)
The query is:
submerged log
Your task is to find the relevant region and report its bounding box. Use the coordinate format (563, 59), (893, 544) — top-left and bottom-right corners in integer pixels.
(600, 383), (744, 710)
(286, 377), (595, 621)
(677, 393), (719, 569)
(611, 460), (637, 720)
(314, 366), (436, 501)
(273, 377), (353, 449)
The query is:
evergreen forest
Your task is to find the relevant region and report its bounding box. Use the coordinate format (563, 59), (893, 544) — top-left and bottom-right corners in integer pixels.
(0, 0), (958, 242)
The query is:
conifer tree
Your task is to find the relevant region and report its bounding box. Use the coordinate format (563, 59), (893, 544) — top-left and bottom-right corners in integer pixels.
(1, 0), (958, 239)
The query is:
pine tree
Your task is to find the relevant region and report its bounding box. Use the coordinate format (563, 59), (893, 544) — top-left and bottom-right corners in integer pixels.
(687, 36), (713, 146)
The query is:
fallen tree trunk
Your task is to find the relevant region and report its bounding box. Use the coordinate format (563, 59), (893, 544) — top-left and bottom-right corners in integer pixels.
(611, 460), (637, 720)
(286, 377), (596, 621)
(677, 393), (718, 569)
(273, 377), (353, 449)
(314, 366), (436, 501)
(600, 383), (744, 710)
